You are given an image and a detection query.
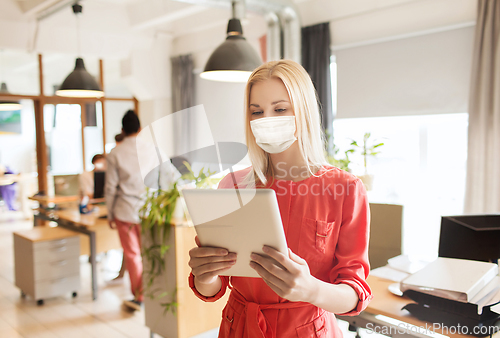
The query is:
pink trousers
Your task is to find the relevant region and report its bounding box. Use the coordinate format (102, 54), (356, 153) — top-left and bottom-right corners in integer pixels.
(115, 218), (143, 302)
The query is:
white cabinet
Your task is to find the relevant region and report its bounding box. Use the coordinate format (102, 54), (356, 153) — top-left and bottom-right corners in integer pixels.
(14, 227), (80, 305)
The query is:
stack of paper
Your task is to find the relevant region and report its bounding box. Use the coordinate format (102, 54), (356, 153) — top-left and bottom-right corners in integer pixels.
(400, 257), (499, 303)
(370, 254), (433, 282)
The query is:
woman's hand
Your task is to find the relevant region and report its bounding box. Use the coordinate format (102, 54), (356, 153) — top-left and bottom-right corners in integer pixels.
(249, 246), (318, 303)
(188, 236), (237, 285)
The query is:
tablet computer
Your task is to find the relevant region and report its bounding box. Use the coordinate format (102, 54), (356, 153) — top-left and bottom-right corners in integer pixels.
(182, 188), (288, 278)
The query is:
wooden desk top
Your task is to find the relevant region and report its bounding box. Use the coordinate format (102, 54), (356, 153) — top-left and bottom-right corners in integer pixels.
(38, 205), (191, 229)
(14, 226), (80, 242)
(40, 206), (108, 228)
(366, 275), (417, 320)
(29, 195), (79, 204)
(366, 275), (500, 338)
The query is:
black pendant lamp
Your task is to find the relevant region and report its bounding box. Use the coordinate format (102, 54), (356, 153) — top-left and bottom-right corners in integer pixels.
(56, 3), (104, 98)
(200, 1), (262, 82)
(0, 82), (22, 112)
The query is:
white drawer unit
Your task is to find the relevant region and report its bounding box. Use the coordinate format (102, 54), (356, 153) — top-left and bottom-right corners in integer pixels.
(14, 227), (81, 305)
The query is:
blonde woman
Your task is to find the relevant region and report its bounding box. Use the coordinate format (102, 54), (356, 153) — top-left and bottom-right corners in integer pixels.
(188, 60), (372, 337)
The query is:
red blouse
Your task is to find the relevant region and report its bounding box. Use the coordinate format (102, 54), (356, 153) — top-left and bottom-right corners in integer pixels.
(189, 165), (373, 337)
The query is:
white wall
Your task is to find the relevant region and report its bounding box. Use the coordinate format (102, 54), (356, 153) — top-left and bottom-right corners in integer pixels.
(122, 34), (174, 149)
(195, 77), (247, 146)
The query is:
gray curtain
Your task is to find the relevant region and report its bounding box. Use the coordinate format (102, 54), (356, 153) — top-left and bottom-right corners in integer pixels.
(464, 0), (500, 213)
(301, 22), (333, 152)
(171, 54), (195, 157)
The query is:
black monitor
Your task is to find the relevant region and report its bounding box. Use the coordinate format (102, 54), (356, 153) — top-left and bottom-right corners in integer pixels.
(438, 214), (500, 263)
(93, 171), (105, 199)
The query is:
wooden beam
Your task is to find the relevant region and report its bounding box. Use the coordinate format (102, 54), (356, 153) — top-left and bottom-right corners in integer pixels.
(0, 92), (135, 103)
(34, 54), (48, 195)
(44, 96), (134, 104)
(34, 99), (47, 194)
(0, 94), (40, 101)
(38, 54), (44, 97)
(99, 60), (107, 153)
(81, 103), (87, 172)
(99, 59), (104, 91)
(134, 97), (139, 117)
(100, 100), (107, 153)
(103, 97), (136, 102)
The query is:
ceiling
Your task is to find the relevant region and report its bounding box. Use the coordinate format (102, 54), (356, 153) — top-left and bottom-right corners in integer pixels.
(5, 0), (476, 41)
(0, 0), (477, 97)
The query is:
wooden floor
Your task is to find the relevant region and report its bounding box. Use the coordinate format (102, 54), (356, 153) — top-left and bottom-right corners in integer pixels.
(0, 211), (150, 338)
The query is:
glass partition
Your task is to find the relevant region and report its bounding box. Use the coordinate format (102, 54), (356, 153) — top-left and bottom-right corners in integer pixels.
(84, 101), (104, 169)
(44, 104), (83, 175)
(0, 100), (37, 174)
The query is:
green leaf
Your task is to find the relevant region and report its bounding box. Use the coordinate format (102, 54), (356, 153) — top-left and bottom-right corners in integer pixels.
(160, 244), (170, 256)
(156, 291), (168, 299)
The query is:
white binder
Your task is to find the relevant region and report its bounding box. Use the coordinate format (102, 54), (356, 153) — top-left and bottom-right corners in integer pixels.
(400, 257), (498, 303)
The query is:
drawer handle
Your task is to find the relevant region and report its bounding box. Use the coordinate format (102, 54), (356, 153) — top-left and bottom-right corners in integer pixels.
(52, 260), (67, 266)
(51, 239), (67, 246)
(51, 246), (67, 252)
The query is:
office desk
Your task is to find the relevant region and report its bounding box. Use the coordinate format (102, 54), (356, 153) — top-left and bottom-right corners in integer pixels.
(338, 276), (500, 338)
(33, 206), (121, 301)
(29, 195), (79, 205)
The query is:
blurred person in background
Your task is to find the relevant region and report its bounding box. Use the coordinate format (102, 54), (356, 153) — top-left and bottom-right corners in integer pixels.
(105, 110), (145, 311)
(0, 164), (18, 211)
(79, 154), (106, 200)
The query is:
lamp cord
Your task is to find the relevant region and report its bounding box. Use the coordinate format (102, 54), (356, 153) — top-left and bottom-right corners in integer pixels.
(231, 0), (236, 19)
(76, 12), (81, 57)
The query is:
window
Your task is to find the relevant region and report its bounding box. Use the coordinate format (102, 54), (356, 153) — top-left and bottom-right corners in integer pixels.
(333, 113), (468, 257)
(44, 104), (83, 175)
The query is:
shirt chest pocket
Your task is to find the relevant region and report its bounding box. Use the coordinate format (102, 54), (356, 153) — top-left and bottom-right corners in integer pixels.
(298, 217), (339, 264)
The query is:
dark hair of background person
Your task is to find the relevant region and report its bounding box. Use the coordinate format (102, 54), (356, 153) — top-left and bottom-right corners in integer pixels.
(115, 133), (125, 143)
(91, 154), (105, 164)
(122, 110), (141, 136)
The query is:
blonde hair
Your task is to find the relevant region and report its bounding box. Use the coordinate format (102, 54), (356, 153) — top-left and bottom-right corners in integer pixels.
(242, 59), (328, 187)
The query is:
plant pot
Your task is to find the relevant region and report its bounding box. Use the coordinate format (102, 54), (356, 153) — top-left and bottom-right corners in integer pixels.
(358, 174), (374, 191)
(142, 224), (228, 338)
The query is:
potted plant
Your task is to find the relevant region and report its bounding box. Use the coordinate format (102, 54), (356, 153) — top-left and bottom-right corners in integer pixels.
(326, 144), (354, 172)
(324, 132), (354, 172)
(140, 163), (221, 337)
(350, 132), (384, 190)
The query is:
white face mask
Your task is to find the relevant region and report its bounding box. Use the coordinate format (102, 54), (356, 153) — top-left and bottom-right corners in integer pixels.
(250, 116), (297, 154)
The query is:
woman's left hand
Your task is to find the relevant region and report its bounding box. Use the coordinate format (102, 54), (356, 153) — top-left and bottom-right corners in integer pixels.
(250, 246), (318, 303)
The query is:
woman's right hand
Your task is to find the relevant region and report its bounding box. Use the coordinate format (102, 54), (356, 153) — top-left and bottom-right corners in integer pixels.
(188, 236), (237, 285)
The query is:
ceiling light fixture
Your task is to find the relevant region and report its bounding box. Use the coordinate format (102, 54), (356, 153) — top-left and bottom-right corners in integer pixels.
(0, 51), (22, 111)
(200, 0), (262, 83)
(0, 83), (22, 111)
(56, 2), (104, 98)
